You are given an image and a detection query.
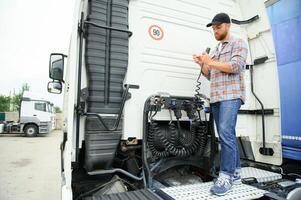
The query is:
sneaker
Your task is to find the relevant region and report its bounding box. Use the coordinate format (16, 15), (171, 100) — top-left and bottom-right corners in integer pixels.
(213, 175), (242, 185)
(210, 175), (232, 196)
(232, 173), (242, 185)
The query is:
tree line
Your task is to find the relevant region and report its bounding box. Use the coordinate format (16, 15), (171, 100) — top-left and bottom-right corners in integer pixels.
(0, 83), (30, 112)
(0, 83), (61, 113)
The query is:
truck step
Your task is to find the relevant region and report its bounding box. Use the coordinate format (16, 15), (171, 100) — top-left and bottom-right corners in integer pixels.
(84, 182), (267, 200)
(160, 182), (267, 200)
(82, 167), (279, 199)
(241, 167), (282, 183)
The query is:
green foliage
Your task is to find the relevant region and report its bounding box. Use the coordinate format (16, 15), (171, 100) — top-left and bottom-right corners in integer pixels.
(11, 83), (30, 112)
(54, 106), (62, 113)
(0, 83), (30, 112)
(0, 95), (11, 112)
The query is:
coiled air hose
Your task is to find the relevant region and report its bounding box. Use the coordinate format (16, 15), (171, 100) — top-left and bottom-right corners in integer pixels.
(147, 122), (170, 158)
(148, 121), (207, 158)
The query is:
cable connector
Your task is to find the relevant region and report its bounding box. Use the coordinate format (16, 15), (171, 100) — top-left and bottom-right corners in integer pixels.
(170, 99), (182, 119)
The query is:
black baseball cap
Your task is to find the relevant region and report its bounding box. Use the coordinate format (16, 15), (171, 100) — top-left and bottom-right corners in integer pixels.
(206, 13), (231, 27)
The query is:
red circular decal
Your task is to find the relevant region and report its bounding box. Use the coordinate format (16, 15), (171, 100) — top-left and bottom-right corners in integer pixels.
(148, 25), (164, 40)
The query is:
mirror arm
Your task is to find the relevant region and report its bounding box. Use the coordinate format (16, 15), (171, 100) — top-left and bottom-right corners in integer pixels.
(52, 78), (64, 84)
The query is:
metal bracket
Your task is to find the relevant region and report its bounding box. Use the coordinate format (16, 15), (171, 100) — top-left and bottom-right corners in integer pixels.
(75, 102), (85, 116)
(254, 56), (269, 65)
(85, 84), (139, 131)
(84, 21), (133, 37)
(80, 87), (89, 101)
(88, 168), (143, 181)
(238, 109), (274, 115)
(260, 147), (274, 156)
(232, 15), (259, 25)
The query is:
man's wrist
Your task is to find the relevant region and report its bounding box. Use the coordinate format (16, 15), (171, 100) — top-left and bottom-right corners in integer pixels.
(207, 60), (214, 69)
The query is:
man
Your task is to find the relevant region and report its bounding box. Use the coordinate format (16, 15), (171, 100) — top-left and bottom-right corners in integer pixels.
(193, 13), (248, 196)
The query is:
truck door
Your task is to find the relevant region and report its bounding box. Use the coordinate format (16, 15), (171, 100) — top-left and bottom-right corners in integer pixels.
(235, 0), (282, 166)
(32, 101), (51, 122)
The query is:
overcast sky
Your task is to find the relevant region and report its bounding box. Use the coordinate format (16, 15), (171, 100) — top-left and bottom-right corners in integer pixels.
(0, 0), (75, 108)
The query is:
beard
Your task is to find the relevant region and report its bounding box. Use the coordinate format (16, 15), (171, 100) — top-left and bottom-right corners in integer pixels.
(214, 31), (228, 41)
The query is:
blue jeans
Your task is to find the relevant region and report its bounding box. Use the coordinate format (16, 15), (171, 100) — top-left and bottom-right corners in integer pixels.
(211, 99), (241, 177)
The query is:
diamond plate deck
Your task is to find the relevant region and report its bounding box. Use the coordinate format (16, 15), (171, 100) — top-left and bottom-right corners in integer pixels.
(160, 182), (267, 200)
(241, 167), (282, 183)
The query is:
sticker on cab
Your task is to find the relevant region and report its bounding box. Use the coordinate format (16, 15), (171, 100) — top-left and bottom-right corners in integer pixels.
(148, 25), (164, 40)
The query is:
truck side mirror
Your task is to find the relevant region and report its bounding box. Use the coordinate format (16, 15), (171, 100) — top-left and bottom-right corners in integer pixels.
(47, 81), (63, 94)
(49, 53), (65, 81)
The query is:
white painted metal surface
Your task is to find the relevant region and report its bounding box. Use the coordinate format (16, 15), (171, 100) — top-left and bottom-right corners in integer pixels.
(60, 0), (284, 199)
(124, 0), (249, 140)
(123, 0), (282, 166)
(236, 0), (282, 166)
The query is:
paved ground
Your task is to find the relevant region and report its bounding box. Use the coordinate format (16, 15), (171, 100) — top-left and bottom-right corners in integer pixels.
(0, 130), (62, 200)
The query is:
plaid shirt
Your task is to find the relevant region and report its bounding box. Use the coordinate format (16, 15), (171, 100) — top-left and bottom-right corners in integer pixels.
(207, 36), (248, 104)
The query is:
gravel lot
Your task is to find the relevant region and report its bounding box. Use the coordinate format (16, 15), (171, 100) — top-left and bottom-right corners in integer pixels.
(0, 130), (62, 200)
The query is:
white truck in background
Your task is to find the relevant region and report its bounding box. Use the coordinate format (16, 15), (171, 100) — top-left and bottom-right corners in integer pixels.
(2, 91), (55, 136)
(48, 0), (301, 199)
(50, 102), (56, 130)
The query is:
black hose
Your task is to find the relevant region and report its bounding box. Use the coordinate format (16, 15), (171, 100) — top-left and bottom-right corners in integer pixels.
(195, 71), (203, 100)
(142, 98), (152, 187)
(153, 122), (207, 157)
(148, 122), (170, 158)
(195, 48), (210, 101)
(143, 96), (209, 186)
(178, 125), (196, 148)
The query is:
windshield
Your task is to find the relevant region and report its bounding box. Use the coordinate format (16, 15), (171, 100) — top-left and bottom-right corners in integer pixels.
(46, 103), (51, 113)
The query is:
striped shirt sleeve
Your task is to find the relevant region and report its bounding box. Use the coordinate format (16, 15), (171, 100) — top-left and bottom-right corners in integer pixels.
(229, 39), (248, 73)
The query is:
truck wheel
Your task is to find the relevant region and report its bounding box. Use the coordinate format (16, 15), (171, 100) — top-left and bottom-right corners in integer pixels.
(24, 125), (38, 137)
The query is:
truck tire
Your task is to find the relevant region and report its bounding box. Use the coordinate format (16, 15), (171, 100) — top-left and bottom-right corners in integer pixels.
(24, 124), (38, 137)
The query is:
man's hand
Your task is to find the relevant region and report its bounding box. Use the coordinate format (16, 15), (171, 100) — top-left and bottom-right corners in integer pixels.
(193, 54), (211, 79)
(192, 54), (202, 65)
(200, 53), (212, 65)
(199, 51), (235, 73)
(193, 54), (211, 70)
(202, 63), (211, 71)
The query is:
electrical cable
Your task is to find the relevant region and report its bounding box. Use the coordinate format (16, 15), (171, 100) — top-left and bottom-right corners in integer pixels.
(195, 48), (210, 101)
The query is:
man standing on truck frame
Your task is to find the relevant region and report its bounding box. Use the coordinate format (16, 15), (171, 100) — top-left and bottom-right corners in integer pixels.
(193, 13), (248, 196)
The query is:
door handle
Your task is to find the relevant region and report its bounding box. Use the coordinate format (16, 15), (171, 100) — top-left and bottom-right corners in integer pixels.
(33, 114), (37, 116)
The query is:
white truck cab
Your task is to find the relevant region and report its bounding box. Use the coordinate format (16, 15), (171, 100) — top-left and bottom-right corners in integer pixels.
(5, 91), (55, 136)
(48, 0), (301, 199)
